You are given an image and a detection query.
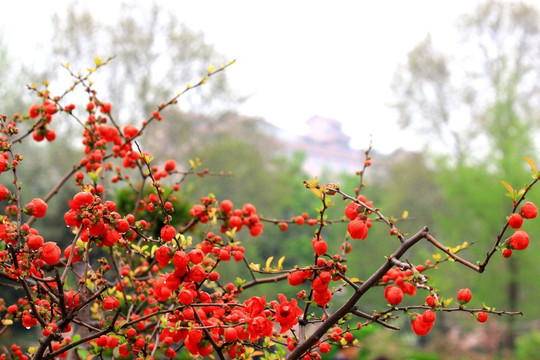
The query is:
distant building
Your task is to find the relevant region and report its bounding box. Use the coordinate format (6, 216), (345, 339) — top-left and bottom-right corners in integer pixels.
(279, 116), (364, 176)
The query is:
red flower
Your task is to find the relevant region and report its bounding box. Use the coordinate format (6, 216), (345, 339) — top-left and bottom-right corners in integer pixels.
(457, 288), (472, 304)
(244, 296), (266, 315)
(384, 286), (403, 305)
(313, 289), (332, 307)
(178, 290), (193, 305)
(71, 191), (94, 210)
(164, 159), (176, 172)
(64, 245), (82, 263)
(247, 314), (274, 341)
(188, 249), (204, 264)
(173, 250), (189, 268)
(272, 294), (303, 333)
(348, 219), (368, 240)
(26, 234), (44, 250)
(41, 242), (61, 265)
(519, 201), (538, 219)
(0, 185), (10, 201)
(221, 199), (233, 213)
(520, 202), (538, 219)
(96, 335), (108, 347)
(64, 290), (80, 308)
(411, 311), (435, 336)
(312, 239), (327, 256)
(0, 154), (8, 174)
(29, 104), (40, 119)
(102, 295), (120, 310)
(510, 229), (529, 250)
(188, 265), (206, 282)
(344, 202), (360, 220)
(287, 269), (311, 286)
(319, 342), (331, 354)
(156, 246), (172, 268)
(123, 125), (139, 140)
(508, 213), (523, 229)
(477, 311), (488, 323)
(229, 215), (243, 230)
(160, 225), (176, 242)
(119, 343), (130, 357)
(26, 198), (48, 218)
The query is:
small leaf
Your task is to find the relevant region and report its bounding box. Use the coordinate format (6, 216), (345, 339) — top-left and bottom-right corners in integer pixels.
(443, 298), (453, 307)
(402, 210), (409, 219)
(501, 180), (514, 194)
(432, 254), (441, 261)
(234, 277), (246, 287)
(265, 256), (274, 271)
(310, 187), (323, 200)
(277, 256), (285, 270)
(249, 263), (261, 271)
(524, 157), (536, 174)
(94, 57), (102, 66)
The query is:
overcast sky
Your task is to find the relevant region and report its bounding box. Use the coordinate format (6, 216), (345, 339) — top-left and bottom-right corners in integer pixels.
(2, 1), (531, 154)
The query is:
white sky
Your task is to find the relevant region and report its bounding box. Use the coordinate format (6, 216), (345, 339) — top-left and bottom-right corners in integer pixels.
(1, 1), (531, 154)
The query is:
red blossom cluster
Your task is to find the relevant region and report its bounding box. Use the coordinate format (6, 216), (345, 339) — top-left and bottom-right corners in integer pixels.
(0, 60), (537, 360)
(502, 201), (537, 257)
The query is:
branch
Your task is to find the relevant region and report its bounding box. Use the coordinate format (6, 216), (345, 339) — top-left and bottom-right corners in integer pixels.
(286, 226), (429, 360)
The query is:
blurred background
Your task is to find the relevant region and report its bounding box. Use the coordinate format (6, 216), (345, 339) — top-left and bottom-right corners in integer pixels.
(1, 1), (540, 359)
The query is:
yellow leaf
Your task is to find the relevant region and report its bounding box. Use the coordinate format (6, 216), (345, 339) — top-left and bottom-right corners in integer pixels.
(501, 181), (514, 194)
(402, 210), (409, 219)
(1, 319), (13, 325)
(310, 188), (323, 200)
(86, 279), (95, 291)
(265, 256), (274, 271)
(207, 65), (215, 73)
(94, 57), (102, 66)
(432, 254), (441, 261)
(277, 256), (285, 270)
(524, 157), (537, 174)
(349, 277), (360, 283)
(250, 263), (261, 271)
